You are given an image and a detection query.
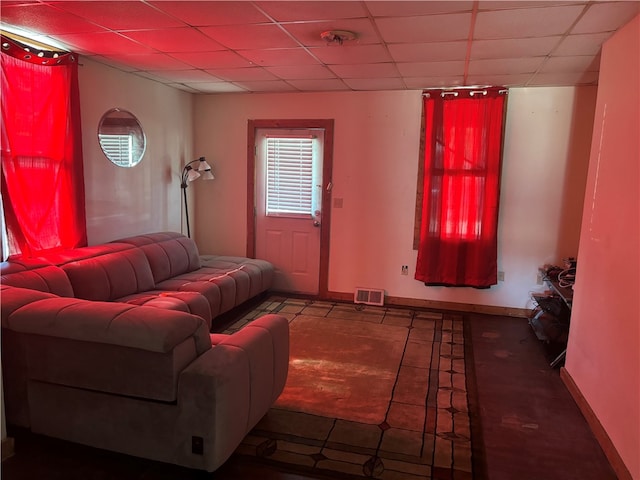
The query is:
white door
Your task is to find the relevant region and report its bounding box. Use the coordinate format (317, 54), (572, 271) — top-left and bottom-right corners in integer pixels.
(255, 128), (324, 294)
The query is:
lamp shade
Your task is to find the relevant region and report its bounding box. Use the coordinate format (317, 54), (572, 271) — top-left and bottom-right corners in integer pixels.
(186, 166), (200, 182)
(201, 169), (214, 180)
(197, 157), (212, 171)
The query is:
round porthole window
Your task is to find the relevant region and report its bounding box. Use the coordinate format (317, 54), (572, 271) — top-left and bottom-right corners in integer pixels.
(97, 108), (146, 167)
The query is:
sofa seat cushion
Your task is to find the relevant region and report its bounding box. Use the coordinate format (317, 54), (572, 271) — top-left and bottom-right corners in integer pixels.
(118, 291), (212, 329)
(190, 266), (251, 307)
(61, 248), (155, 301)
(1, 260), (74, 297)
(5, 296), (212, 402)
(157, 271), (238, 315)
(154, 278), (224, 319)
(200, 256), (274, 296)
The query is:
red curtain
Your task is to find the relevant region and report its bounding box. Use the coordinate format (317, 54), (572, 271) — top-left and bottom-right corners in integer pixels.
(1, 35), (87, 257)
(415, 88), (506, 288)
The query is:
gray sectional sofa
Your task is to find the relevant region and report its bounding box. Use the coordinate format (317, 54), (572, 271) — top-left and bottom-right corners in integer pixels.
(0, 232), (288, 472)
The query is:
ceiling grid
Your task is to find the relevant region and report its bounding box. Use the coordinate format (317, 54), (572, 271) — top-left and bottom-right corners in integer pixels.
(1, 0), (638, 93)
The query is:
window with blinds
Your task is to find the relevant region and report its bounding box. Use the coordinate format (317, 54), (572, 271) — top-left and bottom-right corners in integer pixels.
(265, 136), (316, 216)
(98, 133), (134, 167)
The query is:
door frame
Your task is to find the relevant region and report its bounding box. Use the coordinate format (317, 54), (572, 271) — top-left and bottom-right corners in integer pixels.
(247, 119), (334, 298)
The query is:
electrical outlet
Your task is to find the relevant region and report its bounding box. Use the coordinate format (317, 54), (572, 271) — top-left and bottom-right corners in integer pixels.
(536, 271), (543, 285)
(497, 271), (505, 281)
(401, 265), (409, 275)
(192, 436), (204, 455)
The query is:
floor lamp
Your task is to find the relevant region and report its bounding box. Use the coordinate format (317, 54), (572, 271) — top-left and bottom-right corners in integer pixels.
(180, 157), (214, 238)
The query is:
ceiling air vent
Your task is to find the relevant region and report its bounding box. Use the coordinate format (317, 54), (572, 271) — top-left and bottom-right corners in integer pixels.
(354, 288), (385, 307)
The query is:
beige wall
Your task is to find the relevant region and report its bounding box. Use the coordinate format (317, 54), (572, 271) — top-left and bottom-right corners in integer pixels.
(78, 59), (194, 245)
(74, 60), (596, 311)
(565, 15), (640, 479)
(193, 86), (595, 309)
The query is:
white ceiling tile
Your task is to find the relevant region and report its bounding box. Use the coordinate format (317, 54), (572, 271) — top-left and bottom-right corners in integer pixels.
(133, 71), (175, 84)
(143, 69), (223, 83)
(56, 32), (157, 55)
(233, 80), (299, 92)
(50, 1), (183, 30)
(367, 1), (474, 17)
(286, 78), (349, 91)
(342, 77), (407, 90)
(479, 1), (580, 11)
(166, 83), (201, 93)
(148, 1), (270, 26)
(572, 2), (640, 34)
(388, 41), (468, 63)
(469, 57), (546, 75)
(266, 64), (336, 80)
(554, 33), (612, 56)
(528, 71), (599, 86)
(475, 5), (586, 39)
(309, 44), (393, 64)
(1, 3), (108, 35)
(183, 81), (248, 93)
(397, 61), (465, 77)
(465, 73), (534, 87)
(256, 1), (368, 22)
(471, 37), (561, 60)
(238, 48), (321, 67)
(204, 66), (278, 82)
(120, 28), (226, 53)
(199, 24), (299, 49)
(100, 53), (194, 71)
(281, 18), (380, 47)
(329, 63), (399, 79)
(169, 50), (254, 69)
(375, 13), (472, 43)
(403, 76), (465, 89)
(540, 55), (601, 74)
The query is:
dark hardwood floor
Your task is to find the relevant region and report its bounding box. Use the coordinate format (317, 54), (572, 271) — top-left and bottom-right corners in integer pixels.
(2, 311), (617, 480)
(465, 313), (616, 480)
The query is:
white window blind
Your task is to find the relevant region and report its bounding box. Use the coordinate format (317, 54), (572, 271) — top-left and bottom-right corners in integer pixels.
(265, 136), (315, 216)
(98, 133), (133, 167)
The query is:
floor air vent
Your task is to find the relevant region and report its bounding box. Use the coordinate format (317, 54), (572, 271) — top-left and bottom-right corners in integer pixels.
(354, 288), (385, 306)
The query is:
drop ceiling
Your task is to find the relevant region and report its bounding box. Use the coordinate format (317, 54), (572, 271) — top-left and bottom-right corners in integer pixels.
(2, 1), (639, 94)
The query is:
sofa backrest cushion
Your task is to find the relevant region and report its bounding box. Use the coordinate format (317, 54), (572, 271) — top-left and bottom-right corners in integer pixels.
(1, 260), (74, 297)
(113, 232), (202, 283)
(61, 248), (155, 301)
(31, 242), (134, 266)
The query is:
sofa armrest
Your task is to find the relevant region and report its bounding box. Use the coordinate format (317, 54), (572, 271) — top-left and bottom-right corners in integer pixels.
(176, 314), (289, 472)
